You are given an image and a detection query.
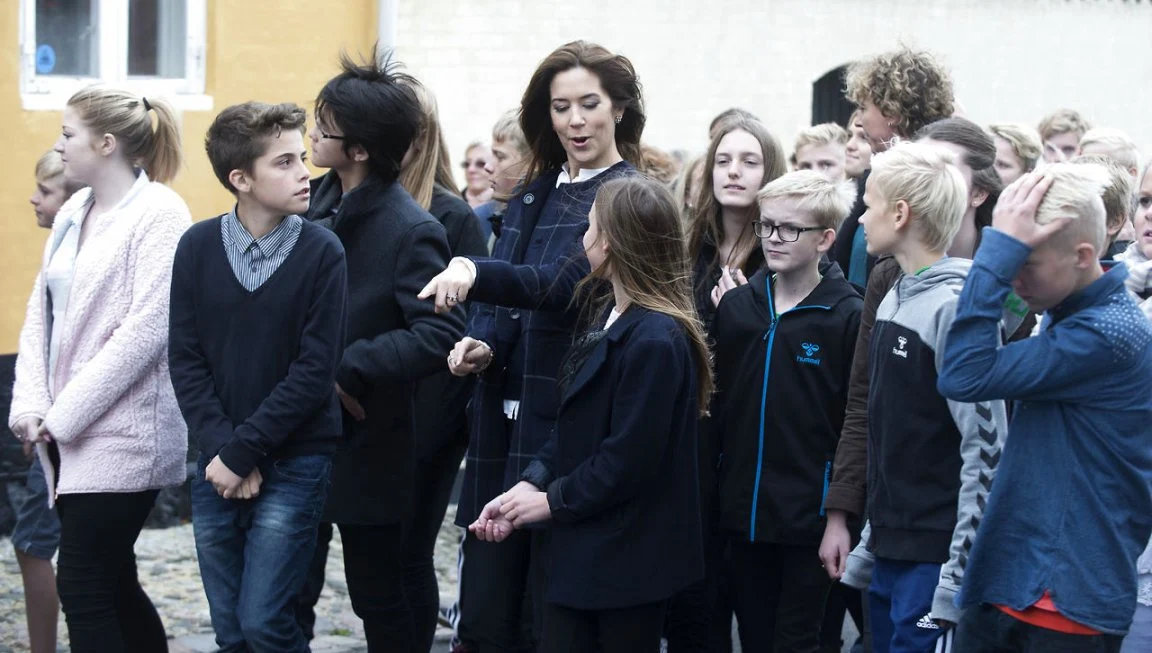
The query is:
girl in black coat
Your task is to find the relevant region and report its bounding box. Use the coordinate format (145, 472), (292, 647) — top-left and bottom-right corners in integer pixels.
(465, 177), (713, 653)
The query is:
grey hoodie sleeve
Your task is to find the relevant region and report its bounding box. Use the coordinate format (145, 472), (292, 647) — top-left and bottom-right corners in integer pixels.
(931, 298), (1009, 624)
(842, 520), (875, 591)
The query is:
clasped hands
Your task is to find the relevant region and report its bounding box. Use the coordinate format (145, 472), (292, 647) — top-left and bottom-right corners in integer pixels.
(469, 480), (552, 543)
(205, 455), (263, 501)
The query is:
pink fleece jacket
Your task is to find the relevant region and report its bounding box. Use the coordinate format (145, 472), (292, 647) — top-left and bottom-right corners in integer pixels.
(9, 173), (191, 495)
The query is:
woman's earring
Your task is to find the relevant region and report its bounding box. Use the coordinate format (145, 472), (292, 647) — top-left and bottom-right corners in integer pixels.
(614, 115), (622, 124)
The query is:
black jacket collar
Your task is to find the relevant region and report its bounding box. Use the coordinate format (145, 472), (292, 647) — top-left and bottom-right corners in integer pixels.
(748, 258), (860, 314)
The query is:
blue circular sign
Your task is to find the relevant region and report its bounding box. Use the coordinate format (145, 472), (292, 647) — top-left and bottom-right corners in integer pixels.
(35, 44), (56, 74)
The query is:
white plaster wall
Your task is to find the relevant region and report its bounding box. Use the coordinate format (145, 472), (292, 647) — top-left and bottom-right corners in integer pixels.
(391, 0), (1152, 187)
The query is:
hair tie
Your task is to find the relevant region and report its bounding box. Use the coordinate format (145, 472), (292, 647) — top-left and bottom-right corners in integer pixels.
(142, 97), (152, 112)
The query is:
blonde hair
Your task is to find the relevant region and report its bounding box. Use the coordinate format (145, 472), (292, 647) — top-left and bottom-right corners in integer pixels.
(793, 123), (849, 159)
(1036, 163), (1110, 252)
(399, 82), (452, 210)
(869, 142), (967, 252)
(757, 170), (856, 231)
(1037, 109), (1092, 142)
(35, 150), (65, 181)
(1071, 154), (1132, 240)
(576, 176), (713, 412)
(34, 150), (85, 196)
(1078, 127), (1141, 173)
(66, 86), (182, 184)
(492, 108), (528, 155)
(988, 123), (1042, 173)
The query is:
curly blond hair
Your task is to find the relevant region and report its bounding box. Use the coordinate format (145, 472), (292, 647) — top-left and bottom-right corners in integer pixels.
(845, 48), (955, 139)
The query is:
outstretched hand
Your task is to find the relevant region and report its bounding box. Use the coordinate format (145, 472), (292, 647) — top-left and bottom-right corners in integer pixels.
(418, 258), (476, 314)
(993, 172), (1069, 248)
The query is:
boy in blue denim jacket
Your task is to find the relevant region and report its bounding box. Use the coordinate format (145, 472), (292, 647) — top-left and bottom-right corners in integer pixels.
(939, 164), (1152, 652)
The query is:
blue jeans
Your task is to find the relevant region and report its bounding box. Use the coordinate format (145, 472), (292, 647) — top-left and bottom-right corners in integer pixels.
(1120, 603), (1152, 653)
(868, 558), (948, 653)
(192, 454), (331, 653)
(11, 449), (61, 559)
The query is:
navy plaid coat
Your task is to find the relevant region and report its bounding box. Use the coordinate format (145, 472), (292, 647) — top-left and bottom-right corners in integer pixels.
(454, 161), (635, 525)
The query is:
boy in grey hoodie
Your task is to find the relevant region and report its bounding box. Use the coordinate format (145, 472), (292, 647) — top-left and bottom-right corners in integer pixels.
(853, 143), (1008, 653)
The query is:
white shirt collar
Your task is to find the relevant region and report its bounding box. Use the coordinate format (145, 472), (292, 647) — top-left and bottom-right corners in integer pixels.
(556, 162), (614, 188)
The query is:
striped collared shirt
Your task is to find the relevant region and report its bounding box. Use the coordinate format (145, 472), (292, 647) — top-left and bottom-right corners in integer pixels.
(220, 209), (303, 291)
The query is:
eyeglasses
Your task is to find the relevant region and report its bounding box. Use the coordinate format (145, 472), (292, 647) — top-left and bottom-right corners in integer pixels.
(752, 221), (824, 242)
(319, 131), (346, 141)
(461, 159), (487, 169)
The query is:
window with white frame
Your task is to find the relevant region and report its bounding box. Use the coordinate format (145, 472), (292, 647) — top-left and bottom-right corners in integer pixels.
(20, 0), (210, 111)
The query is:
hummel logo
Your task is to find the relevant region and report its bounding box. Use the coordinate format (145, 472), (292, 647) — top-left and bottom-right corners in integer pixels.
(796, 341), (822, 366)
(916, 614), (940, 630)
(892, 335), (909, 359)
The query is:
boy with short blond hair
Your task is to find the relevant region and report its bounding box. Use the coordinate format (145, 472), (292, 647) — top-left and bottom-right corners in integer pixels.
(940, 164), (1152, 651)
(791, 123), (849, 182)
(1072, 153), (1134, 257)
(477, 108), (530, 249)
(1079, 127), (1141, 178)
(713, 170), (862, 651)
(1037, 108), (1092, 163)
(855, 142), (1009, 652)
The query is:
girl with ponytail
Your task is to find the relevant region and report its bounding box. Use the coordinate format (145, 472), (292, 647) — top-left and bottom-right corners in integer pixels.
(9, 87), (190, 651)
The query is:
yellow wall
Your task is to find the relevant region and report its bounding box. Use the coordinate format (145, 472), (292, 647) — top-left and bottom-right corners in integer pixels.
(0, 0), (377, 352)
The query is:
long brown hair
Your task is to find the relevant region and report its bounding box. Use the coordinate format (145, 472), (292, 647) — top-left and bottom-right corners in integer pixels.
(519, 41), (645, 184)
(576, 176), (713, 413)
(687, 117), (787, 272)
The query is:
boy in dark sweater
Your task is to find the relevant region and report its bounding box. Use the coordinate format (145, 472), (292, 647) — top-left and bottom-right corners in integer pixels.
(853, 143), (1008, 653)
(713, 170), (862, 652)
(169, 101), (347, 653)
(941, 165), (1152, 651)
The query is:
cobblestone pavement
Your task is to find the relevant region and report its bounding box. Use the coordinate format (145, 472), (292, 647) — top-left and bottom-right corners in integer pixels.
(0, 513), (464, 653)
(0, 514), (857, 653)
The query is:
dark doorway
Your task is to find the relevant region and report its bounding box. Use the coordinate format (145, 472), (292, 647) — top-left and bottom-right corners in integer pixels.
(811, 64), (855, 127)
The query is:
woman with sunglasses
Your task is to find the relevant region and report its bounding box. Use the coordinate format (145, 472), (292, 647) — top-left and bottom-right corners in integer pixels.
(460, 141), (494, 208)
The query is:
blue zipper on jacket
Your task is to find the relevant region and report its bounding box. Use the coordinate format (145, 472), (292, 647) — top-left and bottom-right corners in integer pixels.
(819, 460), (832, 517)
(748, 274), (832, 541)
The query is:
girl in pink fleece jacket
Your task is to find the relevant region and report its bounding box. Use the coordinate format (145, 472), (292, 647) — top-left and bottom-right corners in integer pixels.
(8, 87), (190, 653)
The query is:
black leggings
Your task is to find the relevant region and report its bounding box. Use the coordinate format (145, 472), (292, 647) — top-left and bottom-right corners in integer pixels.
(300, 521), (411, 652)
(55, 490), (165, 653)
(402, 441), (467, 653)
(539, 600), (668, 653)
